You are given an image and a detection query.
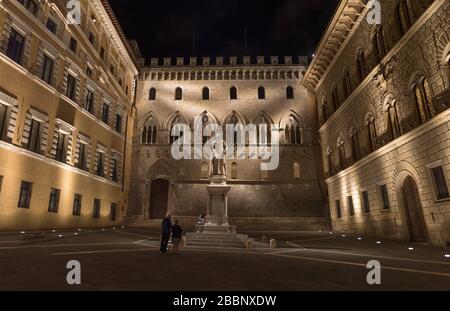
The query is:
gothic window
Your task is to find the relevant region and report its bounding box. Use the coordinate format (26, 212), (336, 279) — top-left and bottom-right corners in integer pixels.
(396, 0), (412, 37)
(337, 139), (346, 171)
(285, 116), (302, 145)
(331, 86), (339, 111)
(286, 86), (294, 100)
(322, 100), (329, 123)
(258, 86), (266, 100)
(350, 130), (361, 163)
(356, 50), (367, 83)
(327, 151), (334, 176)
(255, 114), (271, 145)
(142, 116), (158, 144)
(387, 104), (401, 140)
(367, 118), (378, 153)
(413, 77), (435, 124)
(202, 87), (210, 100)
(149, 88), (156, 101)
(230, 86), (238, 100)
(170, 116), (185, 144)
(373, 27), (386, 63)
(342, 69), (352, 100)
(175, 87), (183, 101)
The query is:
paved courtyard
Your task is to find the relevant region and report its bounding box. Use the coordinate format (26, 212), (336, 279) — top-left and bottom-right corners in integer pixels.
(0, 227), (449, 290)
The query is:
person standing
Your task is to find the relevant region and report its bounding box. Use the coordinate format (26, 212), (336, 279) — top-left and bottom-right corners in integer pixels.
(171, 219), (183, 254)
(160, 214), (172, 253)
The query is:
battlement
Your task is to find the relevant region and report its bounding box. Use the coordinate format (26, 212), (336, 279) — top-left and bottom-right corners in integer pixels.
(147, 56), (309, 68)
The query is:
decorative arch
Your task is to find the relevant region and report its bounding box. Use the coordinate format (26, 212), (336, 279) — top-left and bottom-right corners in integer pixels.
(165, 110), (189, 129)
(221, 110), (247, 127)
(140, 112), (160, 144)
(392, 160), (422, 192)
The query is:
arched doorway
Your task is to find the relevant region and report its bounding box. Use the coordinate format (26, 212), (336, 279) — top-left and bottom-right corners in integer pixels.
(149, 179), (169, 219)
(402, 176), (428, 243)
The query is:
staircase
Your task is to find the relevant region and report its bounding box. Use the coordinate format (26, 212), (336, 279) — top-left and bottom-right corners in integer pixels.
(185, 232), (248, 249)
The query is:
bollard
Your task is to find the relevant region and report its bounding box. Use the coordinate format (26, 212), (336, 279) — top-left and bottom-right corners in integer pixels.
(261, 235), (267, 243)
(181, 237), (187, 248)
(246, 239), (254, 250)
(270, 239), (277, 249)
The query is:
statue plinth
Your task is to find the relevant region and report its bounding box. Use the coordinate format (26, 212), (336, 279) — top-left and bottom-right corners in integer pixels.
(201, 175), (234, 233)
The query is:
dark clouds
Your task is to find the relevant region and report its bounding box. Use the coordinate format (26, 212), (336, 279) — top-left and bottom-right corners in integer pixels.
(108, 0), (339, 59)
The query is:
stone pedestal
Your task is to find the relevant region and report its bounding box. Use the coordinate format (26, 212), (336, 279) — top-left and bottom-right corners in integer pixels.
(203, 175), (233, 233)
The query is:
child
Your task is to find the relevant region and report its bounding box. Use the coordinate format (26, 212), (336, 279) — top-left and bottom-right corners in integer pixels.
(171, 219), (183, 254)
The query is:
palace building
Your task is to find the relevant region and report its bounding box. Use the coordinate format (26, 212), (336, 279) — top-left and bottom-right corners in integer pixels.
(303, 0), (450, 248)
(0, 0), (138, 230)
(128, 56), (329, 230)
(0, 0), (449, 249)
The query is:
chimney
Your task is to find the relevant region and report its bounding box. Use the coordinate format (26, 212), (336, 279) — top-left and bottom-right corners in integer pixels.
(216, 57), (224, 66)
(257, 56), (265, 65)
(284, 56), (293, 65)
(189, 57), (197, 66)
(203, 57), (210, 66)
(271, 56), (279, 65)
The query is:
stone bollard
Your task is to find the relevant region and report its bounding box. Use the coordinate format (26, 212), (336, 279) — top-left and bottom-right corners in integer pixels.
(246, 239), (254, 250)
(261, 235), (267, 243)
(270, 239), (277, 249)
(181, 237), (187, 248)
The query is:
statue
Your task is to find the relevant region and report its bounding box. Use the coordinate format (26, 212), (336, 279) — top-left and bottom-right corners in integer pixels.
(209, 133), (227, 178)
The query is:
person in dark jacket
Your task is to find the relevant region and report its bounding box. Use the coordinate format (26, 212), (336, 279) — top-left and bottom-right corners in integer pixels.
(160, 214), (172, 253)
(171, 219), (183, 254)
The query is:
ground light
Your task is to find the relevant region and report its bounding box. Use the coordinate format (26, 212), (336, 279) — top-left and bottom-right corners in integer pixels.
(376, 241), (382, 244)
(357, 237), (362, 240)
(445, 254), (450, 258)
(58, 235), (63, 238)
(408, 247), (414, 251)
(20, 231), (25, 234)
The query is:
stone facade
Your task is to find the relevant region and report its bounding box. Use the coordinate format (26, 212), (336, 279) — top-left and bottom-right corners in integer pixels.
(0, 0), (138, 230)
(129, 56), (329, 230)
(304, 0), (450, 247)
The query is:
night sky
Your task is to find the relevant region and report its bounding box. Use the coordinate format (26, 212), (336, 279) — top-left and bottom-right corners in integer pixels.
(108, 0), (339, 61)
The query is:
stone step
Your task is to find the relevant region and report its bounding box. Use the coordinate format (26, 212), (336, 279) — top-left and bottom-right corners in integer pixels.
(186, 241), (246, 249)
(186, 237), (241, 242)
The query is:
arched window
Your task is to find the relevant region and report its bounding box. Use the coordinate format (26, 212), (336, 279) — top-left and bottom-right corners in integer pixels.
(285, 115), (302, 145)
(367, 118), (378, 153)
(396, 0), (412, 37)
(322, 100), (329, 123)
(356, 50), (367, 83)
(342, 70), (352, 100)
(337, 139), (346, 171)
(258, 86), (266, 100)
(149, 87), (156, 101)
(175, 87), (183, 101)
(142, 116), (158, 144)
(327, 151), (334, 176)
(387, 104), (401, 140)
(231, 162), (238, 179)
(286, 86), (294, 100)
(293, 162), (301, 179)
(169, 116), (185, 144)
(202, 87), (210, 100)
(255, 114), (271, 145)
(350, 130), (360, 163)
(331, 86), (340, 111)
(373, 27), (386, 63)
(230, 86), (238, 100)
(413, 77), (435, 124)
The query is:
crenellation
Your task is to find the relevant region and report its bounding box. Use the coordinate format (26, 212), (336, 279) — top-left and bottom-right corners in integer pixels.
(146, 55), (309, 67)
